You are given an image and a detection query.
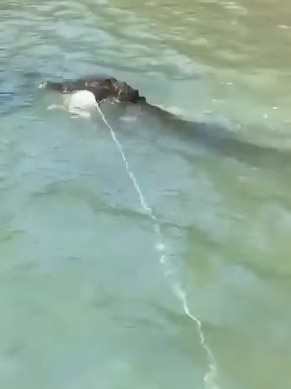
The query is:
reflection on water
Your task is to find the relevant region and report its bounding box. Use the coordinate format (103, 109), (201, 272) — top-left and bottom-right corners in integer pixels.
(0, 1), (291, 389)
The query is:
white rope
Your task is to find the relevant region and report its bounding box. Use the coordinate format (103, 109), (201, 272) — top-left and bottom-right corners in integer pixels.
(96, 103), (220, 389)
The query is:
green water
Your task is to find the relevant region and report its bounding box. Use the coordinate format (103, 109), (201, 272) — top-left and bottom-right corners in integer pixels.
(1, 1), (291, 388)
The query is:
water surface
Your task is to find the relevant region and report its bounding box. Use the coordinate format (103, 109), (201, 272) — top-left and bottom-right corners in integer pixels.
(1, 1), (291, 388)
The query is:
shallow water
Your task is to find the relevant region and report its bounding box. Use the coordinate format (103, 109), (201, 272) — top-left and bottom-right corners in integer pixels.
(1, 1), (291, 388)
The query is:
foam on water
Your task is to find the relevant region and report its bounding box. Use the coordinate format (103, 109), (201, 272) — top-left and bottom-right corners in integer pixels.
(95, 103), (220, 389)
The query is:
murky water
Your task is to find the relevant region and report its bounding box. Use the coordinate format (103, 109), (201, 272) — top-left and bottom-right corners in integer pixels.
(1, 1), (291, 388)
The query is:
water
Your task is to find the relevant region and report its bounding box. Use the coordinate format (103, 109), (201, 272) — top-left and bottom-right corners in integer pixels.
(1, 1), (291, 388)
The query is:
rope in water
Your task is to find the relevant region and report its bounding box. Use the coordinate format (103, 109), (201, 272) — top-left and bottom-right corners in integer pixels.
(96, 103), (220, 389)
